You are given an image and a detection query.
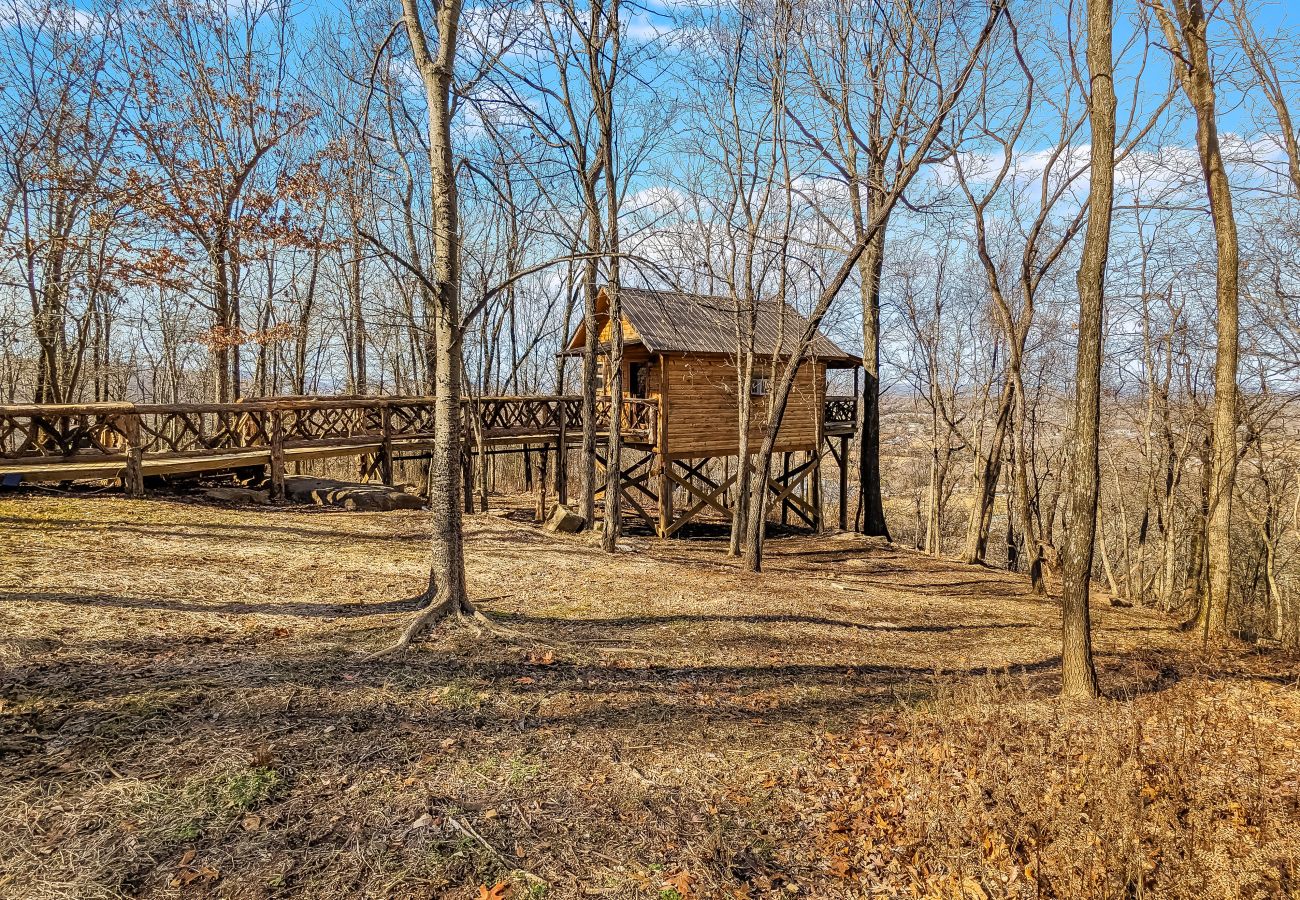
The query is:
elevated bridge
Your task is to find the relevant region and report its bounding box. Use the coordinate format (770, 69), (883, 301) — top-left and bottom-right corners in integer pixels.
(0, 393), (857, 532)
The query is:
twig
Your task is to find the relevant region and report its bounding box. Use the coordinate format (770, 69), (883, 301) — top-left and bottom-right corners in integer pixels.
(444, 813), (546, 886)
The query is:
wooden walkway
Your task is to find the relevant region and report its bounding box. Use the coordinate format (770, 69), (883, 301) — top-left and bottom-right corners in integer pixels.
(0, 395), (657, 498)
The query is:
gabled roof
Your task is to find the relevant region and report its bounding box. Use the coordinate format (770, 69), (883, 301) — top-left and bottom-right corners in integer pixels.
(565, 286), (860, 368)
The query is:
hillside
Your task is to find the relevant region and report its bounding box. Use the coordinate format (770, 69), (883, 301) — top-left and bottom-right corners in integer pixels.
(1, 496), (1297, 899)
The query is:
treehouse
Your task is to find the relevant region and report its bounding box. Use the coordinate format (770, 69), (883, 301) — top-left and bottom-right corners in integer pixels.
(562, 286), (860, 537)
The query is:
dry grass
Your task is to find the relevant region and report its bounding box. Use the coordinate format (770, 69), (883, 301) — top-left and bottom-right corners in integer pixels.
(0, 492), (1297, 899)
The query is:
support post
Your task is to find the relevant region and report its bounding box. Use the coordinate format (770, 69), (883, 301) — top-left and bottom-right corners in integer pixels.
(556, 402), (569, 506)
(379, 405), (394, 486)
(781, 452), (791, 526)
(811, 447), (824, 533)
(838, 434), (849, 531)
(269, 410), (285, 501)
(122, 413), (145, 498)
(536, 446), (549, 522)
(657, 455), (673, 538)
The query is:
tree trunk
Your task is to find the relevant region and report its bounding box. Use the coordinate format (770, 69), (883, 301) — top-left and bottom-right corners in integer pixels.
(1059, 0), (1114, 700)
(856, 198), (890, 539)
(963, 377), (1013, 564)
(1152, 0), (1239, 640)
(599, 1), (623, 552)
(386, 0), (470, 651)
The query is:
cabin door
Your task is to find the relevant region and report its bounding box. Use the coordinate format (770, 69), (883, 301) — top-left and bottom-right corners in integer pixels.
(629, 362), (649, 399)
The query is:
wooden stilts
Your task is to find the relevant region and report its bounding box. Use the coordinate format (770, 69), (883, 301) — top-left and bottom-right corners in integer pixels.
(657, 454), (673, 537)
(536, 446), (549, 522)
(462, 434), (474, 514)
(556, 403), (569, 506)
(122, 413), (144, 498)
(269, 410), (285, 501)
(379, 405), (394, 486)
(781, 452), (791, 526)
(811, 447), (824, 533)
(838, 434), (849, 530)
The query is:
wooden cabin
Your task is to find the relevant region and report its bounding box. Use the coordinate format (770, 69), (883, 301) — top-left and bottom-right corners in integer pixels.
(563, 286), (860, 536)
(564, 286), (858, 457)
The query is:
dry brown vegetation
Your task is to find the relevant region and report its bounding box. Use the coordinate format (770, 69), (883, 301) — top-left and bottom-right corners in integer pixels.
(1, 493), (1298, 899)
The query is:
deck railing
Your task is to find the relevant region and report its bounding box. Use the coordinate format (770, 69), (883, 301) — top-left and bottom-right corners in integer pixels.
(0, 394), (659, 463)
(824, 395), (857, 428)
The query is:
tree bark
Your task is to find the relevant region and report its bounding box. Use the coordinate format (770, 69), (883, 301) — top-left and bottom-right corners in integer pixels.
(384, 0), (471, 651)
(599, 0), (623, 553)
(1059, 0), (1115, 700)
(1153, 0), (1240, 640)
(856, 216), (891, 539)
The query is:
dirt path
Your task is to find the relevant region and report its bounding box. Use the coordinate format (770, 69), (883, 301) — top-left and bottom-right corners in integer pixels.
(0, 495), (1289, 899)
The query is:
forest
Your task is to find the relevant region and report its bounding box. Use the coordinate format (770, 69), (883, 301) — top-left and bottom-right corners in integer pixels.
(2, 0), (1300, 896)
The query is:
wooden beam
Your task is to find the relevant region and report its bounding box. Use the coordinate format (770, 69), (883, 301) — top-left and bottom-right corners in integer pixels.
(122, 414), (144, 498)
(666, 465), (730, 519)
(269, 411), (285, 501)
(666, 472), (736, 538)
(838, 434), (849, 530)
(811, 448), (824, 533)
(556, 400), (568, 505)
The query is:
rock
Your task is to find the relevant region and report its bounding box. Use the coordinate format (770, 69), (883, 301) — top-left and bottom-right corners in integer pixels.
(283, 476), (425, 511)
(543, 503), (585, 533)
(203, 486), (270, 505)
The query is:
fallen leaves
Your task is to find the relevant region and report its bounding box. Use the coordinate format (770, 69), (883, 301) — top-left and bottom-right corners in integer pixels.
(477, 882), (511, 900)
(170, 850), (220, 887)
(662, 869), (694, 898)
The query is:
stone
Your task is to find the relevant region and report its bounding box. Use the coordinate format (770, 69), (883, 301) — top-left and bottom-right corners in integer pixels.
(543, 503), (585, 533)
(283, 477), (425, 511)
(203, 486), (270, 505)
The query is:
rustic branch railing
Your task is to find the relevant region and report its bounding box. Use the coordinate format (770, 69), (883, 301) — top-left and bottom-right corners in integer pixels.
(824, 395), (857, 428)
(0, 395), (659, 465)
(595, 397), (658, 444)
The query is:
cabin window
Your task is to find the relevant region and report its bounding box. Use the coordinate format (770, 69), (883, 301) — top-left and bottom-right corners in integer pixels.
(750, 375), (769, 397)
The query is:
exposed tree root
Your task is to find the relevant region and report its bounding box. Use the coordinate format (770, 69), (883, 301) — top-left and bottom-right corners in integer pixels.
(364, 585), (537, 660)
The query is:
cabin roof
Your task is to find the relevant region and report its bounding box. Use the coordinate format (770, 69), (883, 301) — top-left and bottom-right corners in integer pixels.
(565, 286), (860, 368)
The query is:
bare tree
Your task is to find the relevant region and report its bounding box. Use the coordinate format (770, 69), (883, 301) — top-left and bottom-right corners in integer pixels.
(735, 0), (1008, 572)
(1147, 0), (1240, 640)
(1059, 0), (1116, 700)
(383, 0), (472, 649)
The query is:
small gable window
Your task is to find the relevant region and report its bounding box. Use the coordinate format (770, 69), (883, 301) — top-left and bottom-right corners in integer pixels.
(750, 375), (769, 397)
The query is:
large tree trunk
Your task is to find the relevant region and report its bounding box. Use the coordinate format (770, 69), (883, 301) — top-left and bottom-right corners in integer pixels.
(384, 0), (470, 652)
(729, 351), (754, 557)
(1155, 0), (1240, 640)
(599, 0), (623, 552)
(856, 216), (890, 539)
(579, 256), (600, 529)
(1059, 0), (1115, 700)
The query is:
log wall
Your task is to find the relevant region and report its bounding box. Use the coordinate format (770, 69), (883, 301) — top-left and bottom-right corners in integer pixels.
(662, 356), (823, 458)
